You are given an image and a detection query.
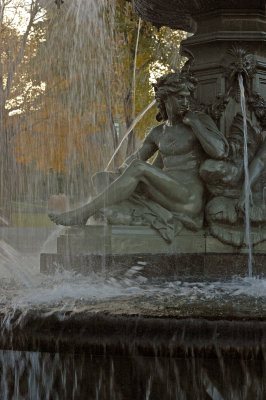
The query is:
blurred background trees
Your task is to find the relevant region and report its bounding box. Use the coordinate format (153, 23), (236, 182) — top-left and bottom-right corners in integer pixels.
(0, 0), (186, 225)
(0, 0), (47, 222)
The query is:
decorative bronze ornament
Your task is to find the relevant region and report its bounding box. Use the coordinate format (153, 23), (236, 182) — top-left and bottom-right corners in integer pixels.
(55, 0), (64, 10)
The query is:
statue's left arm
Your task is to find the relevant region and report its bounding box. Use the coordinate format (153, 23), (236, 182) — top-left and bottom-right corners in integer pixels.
(184, 111), (229, 159)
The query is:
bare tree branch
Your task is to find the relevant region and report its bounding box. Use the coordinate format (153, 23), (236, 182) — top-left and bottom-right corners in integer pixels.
(3, 0), (41, 104)
(0, 0), (8, 93)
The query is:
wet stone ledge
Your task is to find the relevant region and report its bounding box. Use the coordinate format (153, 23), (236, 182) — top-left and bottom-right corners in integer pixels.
(40, 226), (266, 279)
(40, 252), (266, 280)
(0, 310), (266, 359)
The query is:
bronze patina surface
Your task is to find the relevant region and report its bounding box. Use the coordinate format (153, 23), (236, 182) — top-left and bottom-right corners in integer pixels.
(132, 0), (266, 30)
(45, 0), (266, 271)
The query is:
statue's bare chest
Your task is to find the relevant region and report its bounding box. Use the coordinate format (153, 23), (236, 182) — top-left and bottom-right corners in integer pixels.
(158, 125), (196, 156)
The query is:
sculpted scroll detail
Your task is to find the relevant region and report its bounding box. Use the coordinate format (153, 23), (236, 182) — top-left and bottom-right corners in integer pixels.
(201, 114), (266, 247)
(199, 45), (266, 247)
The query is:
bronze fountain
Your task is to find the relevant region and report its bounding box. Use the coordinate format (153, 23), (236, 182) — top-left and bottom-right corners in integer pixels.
(43, 0), (266, 277)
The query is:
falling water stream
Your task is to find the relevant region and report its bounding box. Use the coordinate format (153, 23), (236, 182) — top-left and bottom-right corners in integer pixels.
(238, 74), (253, 276)
(105, 99), (156, 171)
(132, 18), (142, 121)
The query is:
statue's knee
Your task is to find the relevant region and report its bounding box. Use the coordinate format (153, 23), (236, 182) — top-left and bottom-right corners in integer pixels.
(92, 171), (119, 194)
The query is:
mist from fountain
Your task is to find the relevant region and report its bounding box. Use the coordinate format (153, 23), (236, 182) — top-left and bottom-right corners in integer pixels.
(0, 238), (266, 313)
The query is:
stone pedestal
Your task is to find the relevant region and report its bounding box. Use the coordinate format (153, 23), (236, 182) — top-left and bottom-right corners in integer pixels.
(40, 225), (266, 278)
(56, 226), (207, 255)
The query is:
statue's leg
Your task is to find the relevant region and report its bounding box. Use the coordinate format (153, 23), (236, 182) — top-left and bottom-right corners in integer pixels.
(92, 171), (120, 195)
(49, 160), (195, 225)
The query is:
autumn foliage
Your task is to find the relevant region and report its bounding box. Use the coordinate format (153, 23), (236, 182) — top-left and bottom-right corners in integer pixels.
(0, 0), (186, 216)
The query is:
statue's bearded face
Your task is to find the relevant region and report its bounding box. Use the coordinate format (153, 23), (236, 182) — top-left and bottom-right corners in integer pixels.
(164, 89), (190, 121)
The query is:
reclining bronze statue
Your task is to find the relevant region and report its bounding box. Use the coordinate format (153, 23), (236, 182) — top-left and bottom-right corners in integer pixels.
(49, 70), (266, 247)
(49, 72), (229, 240)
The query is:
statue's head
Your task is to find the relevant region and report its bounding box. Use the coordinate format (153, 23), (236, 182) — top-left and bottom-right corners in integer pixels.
(153, 72), (197, 122)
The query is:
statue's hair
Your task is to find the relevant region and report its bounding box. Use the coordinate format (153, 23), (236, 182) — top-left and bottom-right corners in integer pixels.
(153, 72), (197, 122)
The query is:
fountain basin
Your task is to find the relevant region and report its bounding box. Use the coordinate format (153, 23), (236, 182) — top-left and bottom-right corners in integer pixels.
(1, 275), (266, 397)
(1, 306), (266, 357)
(1, 308), (265, 398)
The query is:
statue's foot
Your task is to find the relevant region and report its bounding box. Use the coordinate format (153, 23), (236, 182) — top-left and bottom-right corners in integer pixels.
(48, 210), (89, 226)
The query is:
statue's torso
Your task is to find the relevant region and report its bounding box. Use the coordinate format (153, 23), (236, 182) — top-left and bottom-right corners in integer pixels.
(155, 123), (202, 173)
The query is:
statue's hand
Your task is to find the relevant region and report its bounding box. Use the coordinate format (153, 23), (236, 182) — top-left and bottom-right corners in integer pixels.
(183, 110), (198, 126)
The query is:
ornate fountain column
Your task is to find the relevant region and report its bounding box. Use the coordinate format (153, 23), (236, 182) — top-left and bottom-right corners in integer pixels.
(131, 0), (266, 250)
(133, 0), (266, 133)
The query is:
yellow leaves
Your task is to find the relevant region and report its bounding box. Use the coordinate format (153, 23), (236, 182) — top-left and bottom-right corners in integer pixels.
(13, 88), (116, 174)
(10, 0), (186, 177)
(14, 97), (84, 172)
(136, 52), (150, 68)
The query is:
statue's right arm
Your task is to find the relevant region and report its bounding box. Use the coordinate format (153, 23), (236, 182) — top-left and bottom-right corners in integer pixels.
(184, 111), (229, 159)
(118, 127), (160, 171)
